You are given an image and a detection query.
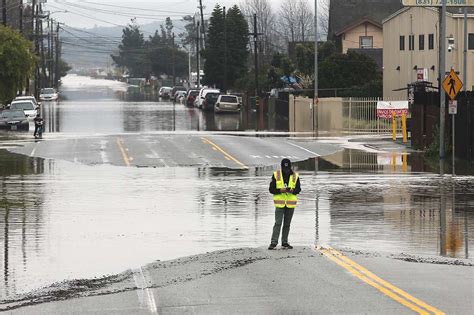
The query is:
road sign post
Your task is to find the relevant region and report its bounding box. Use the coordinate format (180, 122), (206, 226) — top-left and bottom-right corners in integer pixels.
(443, 67), (463, 176)
(443, 68), (463, 100)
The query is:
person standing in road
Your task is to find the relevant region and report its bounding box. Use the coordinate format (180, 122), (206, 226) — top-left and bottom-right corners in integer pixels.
(33, 113), (44, 138)
(268, 158), (301, 250)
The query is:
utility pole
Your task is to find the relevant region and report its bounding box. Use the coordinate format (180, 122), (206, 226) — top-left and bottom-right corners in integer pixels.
(19, 0), (23, 34)
(460, 7), (468, 174)
(2, 0), (6, 26)
(55, 22), (60, 88)
(439, 3), (447, 167)
(251, 14), (259, 97)
(172, 33), (176, 86)
(223, 7), (227, 93)
(33, 0), (40, 97)
(463, 7), (467, 93)
(198, 0), (205, 48)
(314, 0), (319, 136)
(39, 3), (47, 90)
(196, 20), (200, 89)
(47, 18), (51, 86)
(50, 18), (54, 86)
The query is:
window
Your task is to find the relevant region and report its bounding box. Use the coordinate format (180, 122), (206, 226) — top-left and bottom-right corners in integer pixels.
(469, 33), (474, 50)
(419, 34), (425, 50)
(409, 35), (415, 50)
(428, 34), (434, 50)
(400, 36), (405, 50)
(359, 36), (373, 49)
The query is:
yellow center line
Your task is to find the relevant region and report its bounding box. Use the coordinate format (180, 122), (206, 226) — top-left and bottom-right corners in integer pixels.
(326, 247), (444, 315)
(201, 137), (248, 169)
(116, 137), (131, 167)
(313, 246), (444, 315)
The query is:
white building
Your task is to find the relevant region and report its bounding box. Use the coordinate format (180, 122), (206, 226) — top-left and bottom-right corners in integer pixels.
(383, 7), (474, 98)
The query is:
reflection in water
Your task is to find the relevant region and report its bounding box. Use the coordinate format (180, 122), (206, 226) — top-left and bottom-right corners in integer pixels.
(0, 149), (472, 300)
(0, 150), (46, 299)
(34, 75), (278, 133)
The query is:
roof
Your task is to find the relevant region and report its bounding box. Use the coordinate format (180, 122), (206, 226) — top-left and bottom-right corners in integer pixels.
(328, 0), (403, 39)
(335, 18), (382, 36)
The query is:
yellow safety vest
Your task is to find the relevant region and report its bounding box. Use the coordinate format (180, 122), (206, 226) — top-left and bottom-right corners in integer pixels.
(273, 170), (298, 208)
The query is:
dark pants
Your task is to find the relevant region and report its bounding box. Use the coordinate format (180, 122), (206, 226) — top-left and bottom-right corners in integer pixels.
(34, 125), (42, 136)
(271, 206), (295, 245)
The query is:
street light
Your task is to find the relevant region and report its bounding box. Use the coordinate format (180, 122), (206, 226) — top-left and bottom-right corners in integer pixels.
(447, 34), (455, 52)
(39, 10), (68, 19)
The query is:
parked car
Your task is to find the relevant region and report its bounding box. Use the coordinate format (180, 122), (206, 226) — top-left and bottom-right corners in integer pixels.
(171, 86), (187, 100)
(195, 88), (220, 109)
(214, 95), (241, 113)
(174, 91), (187, 103)
(39, 88), (59, 101)
(9, 100), (37, 119)
(202, 92), (220, 111)
(185, 90), (200, 107)
(14, 95), (41, 107)
(0, 109), (29, 131)
(159, 86), (172, 99)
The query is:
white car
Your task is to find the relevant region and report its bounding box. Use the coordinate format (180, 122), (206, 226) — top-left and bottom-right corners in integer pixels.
(214, 95), (241, 113)
(195, 88), (220, 109)
(9, 100), (38, 119)
(39, 88), (59, 101)
(158, 86), (172, 99)
(14, 95), (40, 107)
(174, 91), (187, 103)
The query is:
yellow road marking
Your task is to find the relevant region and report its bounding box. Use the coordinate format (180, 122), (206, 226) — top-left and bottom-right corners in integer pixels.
(314, 246), (444, 315)
(201, 137), (248, 169)
(326, 247), (444, 315)
(116, 137), (131, 167)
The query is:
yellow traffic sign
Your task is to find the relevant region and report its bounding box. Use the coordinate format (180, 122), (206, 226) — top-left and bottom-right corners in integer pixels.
(442, 69), (463, 100)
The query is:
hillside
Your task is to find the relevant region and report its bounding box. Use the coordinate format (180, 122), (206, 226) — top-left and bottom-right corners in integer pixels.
(61, 20), (186, 70)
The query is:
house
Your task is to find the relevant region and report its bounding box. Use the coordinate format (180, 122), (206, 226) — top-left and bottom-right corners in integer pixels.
(327, 0), (403, 70)
(335, 18), (383, 53)
(328, 0), (404, 49)
(383, 6), (474, 98)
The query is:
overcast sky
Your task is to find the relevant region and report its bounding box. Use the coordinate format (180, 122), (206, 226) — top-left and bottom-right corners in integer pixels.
(45, 0), (296, 29)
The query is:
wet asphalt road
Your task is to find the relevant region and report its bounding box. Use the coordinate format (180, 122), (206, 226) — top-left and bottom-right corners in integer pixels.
(1, 75), (473, 313)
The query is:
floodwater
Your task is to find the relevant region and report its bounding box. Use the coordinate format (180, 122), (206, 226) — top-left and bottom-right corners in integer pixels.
(0, 75), (473, 301)
(35, 74), (273, 135)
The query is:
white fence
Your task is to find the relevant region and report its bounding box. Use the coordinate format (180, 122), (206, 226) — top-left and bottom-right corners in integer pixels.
(289, 96), (406, 135)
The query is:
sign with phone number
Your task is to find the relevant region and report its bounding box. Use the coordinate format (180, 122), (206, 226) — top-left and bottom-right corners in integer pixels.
(403, 0), (474, 5)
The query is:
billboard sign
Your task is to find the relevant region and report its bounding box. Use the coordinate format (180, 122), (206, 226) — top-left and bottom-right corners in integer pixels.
(402, 0), (474, 6)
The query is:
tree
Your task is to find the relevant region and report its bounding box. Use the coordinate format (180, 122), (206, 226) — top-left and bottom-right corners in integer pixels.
(278, 0), (313, 43)
(111, 21), (148, 77)
(266, 53), (295, 88)
(318, 0), (330, 39)
(202, 5), (225, 88)
(147, 18), (188, 78)
(225, 6), (249, 89)
(319, 50), (381, 95)
(0, 25), (36, 104)
(240, 0), (277, 63)
(202, 5), (249, 91)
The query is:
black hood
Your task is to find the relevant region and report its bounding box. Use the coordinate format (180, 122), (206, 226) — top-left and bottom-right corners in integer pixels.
(281, 158), (292, 172)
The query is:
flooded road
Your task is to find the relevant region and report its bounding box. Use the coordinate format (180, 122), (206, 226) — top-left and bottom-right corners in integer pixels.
(0, 75), (473, 302)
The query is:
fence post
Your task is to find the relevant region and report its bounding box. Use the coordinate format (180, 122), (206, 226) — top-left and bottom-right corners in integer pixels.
(377, 97), (380, 133)
(349, 97), (352, 132)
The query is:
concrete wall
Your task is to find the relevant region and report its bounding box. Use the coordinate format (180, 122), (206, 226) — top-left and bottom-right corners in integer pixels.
(383, 7), (474, 98)
(289, 96), (344, 136)
(342, 23), (383, 53)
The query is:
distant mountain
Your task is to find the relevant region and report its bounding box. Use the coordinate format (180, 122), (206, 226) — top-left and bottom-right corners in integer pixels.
(62, 20), (187, 70)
